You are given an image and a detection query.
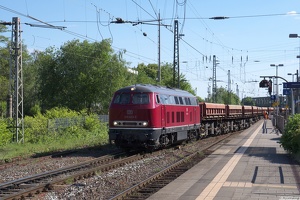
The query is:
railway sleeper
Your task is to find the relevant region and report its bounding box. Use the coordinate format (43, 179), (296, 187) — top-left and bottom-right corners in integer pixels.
(214, 127), (222, 135)
(19, 183), (38, 189)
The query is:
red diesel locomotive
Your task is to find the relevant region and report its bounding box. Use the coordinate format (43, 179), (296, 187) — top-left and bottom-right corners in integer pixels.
(108, 84), (201, 149)
(108, 84), (271, 150)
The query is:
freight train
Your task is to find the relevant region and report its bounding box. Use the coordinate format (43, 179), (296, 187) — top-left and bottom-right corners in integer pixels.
(108, 84), (273, 150)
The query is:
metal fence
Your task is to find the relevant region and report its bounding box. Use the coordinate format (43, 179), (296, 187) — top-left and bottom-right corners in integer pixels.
(46, 113), (288, 134)
(98, 115), (109, 123)
(47, 115), (109, 131)
(272, 113), (287, 133)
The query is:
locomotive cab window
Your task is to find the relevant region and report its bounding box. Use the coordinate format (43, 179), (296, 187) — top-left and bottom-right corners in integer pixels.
(159, 94), (168, 104)
(174, 96), (179, 104)
(156, 95), (160, 104)
(179, 97), (184, 105)
(168, 96), (175, 105)
(113, 93), (130, 104)
(190, 98), (197, 105)
(132, 93), (149, 104)
(185, 97), (191, 105)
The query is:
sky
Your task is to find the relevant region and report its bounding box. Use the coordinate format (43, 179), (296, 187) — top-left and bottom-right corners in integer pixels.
(1, 0), (300, 100)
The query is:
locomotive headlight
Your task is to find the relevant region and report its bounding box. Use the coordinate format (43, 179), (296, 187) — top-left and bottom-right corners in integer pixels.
(113, 121), (118, 126)
(142, 121), (148, 126)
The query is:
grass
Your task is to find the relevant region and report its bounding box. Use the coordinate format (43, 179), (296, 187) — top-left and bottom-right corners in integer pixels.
(0, 134), (109, 163)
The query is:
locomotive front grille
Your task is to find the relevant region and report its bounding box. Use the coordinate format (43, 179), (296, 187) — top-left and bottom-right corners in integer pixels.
(123, 122), (138, 126)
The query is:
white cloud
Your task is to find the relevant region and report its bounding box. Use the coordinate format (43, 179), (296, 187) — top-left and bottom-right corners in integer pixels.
(287, 11), (298, 15)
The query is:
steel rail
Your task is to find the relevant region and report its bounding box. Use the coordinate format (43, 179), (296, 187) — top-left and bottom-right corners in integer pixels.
(0, 152), (146, 200)
(109, 130), (241, 200)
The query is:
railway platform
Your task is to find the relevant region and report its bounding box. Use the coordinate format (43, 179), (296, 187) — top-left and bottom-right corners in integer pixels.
(148, 119), (300, 200)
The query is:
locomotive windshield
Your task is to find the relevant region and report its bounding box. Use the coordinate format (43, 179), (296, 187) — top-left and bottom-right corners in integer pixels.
(132, 93), (149, 104)
(113, 93), (130, 104)
(113, 93), (149, 104)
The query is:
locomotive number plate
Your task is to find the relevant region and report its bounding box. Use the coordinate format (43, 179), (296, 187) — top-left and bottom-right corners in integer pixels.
(127, 110), (133, 115)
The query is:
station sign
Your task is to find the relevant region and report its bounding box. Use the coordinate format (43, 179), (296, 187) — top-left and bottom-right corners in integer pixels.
(283, 88), (291, 95)
(283, 82), (300, 88)
(270, 95), (276, 100)
(272, 101), (279, 107)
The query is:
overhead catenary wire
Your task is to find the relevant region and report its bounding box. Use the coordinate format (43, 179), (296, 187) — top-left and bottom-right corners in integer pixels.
(0, 2), (297, 88)
(117, 0), (295, 85)
(0, 3), (157, 64)
(0, 5), (65, 30)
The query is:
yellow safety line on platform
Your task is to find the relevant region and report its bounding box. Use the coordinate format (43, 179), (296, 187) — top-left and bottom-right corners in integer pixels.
(223, 181), (297, 189)
(196, 122), (263, 200)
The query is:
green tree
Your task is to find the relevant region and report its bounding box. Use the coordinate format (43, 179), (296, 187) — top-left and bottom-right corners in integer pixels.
(229, 91), (240, 105)
(22, 46), (38, 115)
(241, 97), (255, 105)
(36, 39), (130, 114)
(197, 96), (204, 102)
(206, 87), (240, 104)
(0, 24), (10, 117)
(35, 47), (59, 111)
(0, 24), (36, 116)
(136, 63), (158, 84)
(0, 24), (9, 44)
(136, 62), (196, 95)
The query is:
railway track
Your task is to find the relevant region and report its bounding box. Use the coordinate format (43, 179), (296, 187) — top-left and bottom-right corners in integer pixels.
(110, 131), (238, 200)
(0, 129), (242, 200)
(0, 151), (145, 200)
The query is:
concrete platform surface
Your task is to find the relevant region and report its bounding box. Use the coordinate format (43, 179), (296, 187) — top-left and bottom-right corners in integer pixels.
(148, 119), (300, 200)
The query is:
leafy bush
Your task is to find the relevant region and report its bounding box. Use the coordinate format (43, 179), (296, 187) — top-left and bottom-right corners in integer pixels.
(0, 101), (6, 118)
(0, 107), (109, 161)
(0, 119), (12, 146)
(24, 113), (48, 143)
(44, 107), (80, 119)
(29, 104), (42, 116)
(280, 114), (300, 155)
(23, 107), (108, 145)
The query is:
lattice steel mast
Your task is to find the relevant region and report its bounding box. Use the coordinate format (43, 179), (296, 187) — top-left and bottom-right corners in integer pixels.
(9, 17), (24, 143)
(173, 20), (179, 88)
(212, 55), (217, 103)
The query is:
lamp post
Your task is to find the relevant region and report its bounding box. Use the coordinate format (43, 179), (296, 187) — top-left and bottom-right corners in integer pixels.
(287, 73), (297, 115)
(289, 34), (300, 82)
(287, 73), (297, 82)
(274, 83), (282, 95)
(270, 64), (284, 122)
(289, 34), (300, 113)
(270, 64), (284, 99)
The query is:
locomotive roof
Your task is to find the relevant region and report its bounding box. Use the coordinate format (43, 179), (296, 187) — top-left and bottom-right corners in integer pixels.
(115, 84), (195, 97)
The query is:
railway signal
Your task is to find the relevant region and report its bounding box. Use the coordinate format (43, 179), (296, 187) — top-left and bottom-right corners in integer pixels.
(259, 79), (272, 96)
(259, 79), (269, 88)
(268, 80), (272, 96)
